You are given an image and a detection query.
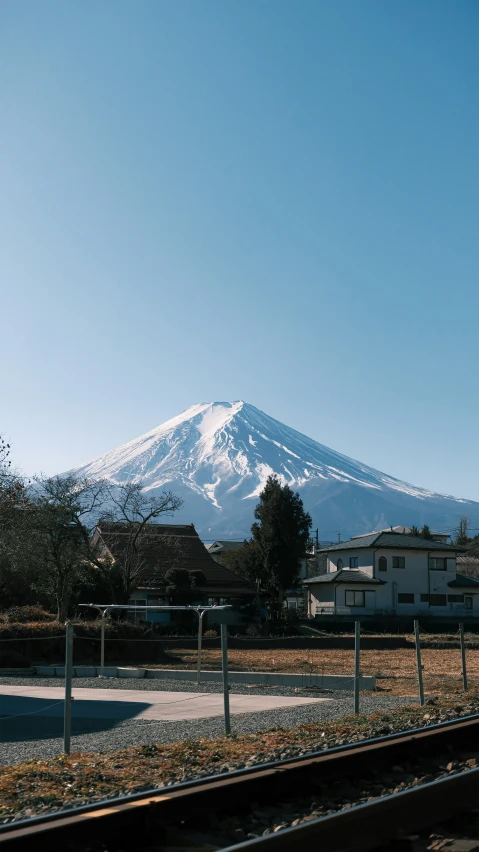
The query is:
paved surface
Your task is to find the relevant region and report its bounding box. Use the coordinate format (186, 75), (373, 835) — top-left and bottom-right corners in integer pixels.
(0, 685), (331, 722)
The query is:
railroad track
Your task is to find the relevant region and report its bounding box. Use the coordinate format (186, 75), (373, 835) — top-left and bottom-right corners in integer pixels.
(1, 714), (478, 852)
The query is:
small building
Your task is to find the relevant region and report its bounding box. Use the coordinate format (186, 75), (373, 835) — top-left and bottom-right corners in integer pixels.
(305, 530), (479, 620)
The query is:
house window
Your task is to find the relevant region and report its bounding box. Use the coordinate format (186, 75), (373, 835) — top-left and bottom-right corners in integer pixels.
(464, 596), (473, 610)
(337, 558), (343, 570)
(393, 556), (406, 569)
(378, 556), (387, 572)
(398, 593), (415, 604)
(287, 600), (298, 609)
(345, 590), (365, 607)
(429, 594), (447, 606)
(429, 557), (446, 571)
(349, 557), (359, 569)
(448, 595), (464, 603)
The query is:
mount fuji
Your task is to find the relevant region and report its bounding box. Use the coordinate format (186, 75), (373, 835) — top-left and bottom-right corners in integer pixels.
(69, 401), (479, 540)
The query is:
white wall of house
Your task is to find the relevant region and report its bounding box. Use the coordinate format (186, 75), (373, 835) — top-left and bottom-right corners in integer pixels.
(328, 551), (373, 573)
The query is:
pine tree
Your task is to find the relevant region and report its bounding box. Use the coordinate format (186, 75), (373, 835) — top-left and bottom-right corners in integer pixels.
(251, 475), (312, 610)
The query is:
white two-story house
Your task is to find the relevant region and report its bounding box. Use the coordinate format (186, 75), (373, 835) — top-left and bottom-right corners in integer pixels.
(304, 530), (479, 620)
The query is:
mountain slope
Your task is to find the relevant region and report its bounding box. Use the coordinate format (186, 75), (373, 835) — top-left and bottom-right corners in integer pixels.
(70, 401), (479, 539)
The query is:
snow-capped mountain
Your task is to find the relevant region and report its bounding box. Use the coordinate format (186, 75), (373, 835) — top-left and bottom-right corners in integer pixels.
(70, 401), (479, 540)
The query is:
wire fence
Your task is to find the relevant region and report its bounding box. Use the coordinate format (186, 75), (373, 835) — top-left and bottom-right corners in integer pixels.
(0, 622), (475, 759)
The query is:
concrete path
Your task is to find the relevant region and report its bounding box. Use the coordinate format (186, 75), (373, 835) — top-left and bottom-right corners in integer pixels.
(0, 686), (331, 722)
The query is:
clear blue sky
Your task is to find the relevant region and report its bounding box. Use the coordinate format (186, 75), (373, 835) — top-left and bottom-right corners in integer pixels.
(2, 0), (478, 499)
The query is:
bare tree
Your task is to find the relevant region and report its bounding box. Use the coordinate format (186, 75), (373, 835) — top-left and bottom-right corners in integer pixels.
(99, 482), (183, 604)
(0, 439), (38, 607)
(32, 475), (109, 620)
(0, 436), (11, 475)
(455, 515), (471, 547)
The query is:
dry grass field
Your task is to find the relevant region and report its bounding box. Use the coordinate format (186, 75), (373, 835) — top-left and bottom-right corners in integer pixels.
(159, 647), (479, 696)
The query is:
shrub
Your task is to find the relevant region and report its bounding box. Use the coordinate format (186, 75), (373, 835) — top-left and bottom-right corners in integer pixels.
(0, 650), (31, 668)
(203, 629), (217, 638)
(1, 606), (55, 624)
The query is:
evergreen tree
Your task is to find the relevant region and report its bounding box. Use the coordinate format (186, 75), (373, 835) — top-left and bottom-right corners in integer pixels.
(420, 524), (433, 540)
(189, 570), (207, 588)
(251, 475), (312, 609)
(409, 525), (420, 537)
(164, 567), (192, 604)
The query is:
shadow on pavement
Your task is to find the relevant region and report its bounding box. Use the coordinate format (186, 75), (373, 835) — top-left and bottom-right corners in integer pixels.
(0, 694), (152, 743)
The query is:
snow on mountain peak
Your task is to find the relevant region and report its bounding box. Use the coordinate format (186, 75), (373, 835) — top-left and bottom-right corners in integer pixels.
(69, 401), (479, 538)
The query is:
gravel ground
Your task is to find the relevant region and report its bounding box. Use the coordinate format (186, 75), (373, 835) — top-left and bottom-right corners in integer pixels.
(0, 675), (418, 765)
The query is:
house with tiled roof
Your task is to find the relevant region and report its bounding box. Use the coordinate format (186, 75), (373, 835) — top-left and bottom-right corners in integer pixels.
(92, 522), (254, 619)
(304, 531), (479, 621)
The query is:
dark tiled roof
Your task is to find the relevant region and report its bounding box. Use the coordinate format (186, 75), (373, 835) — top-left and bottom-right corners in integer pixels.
(447, 575), (479, 588)
(95, 522), (254, 593)
(318, 533), (379, 552)
(304, 570), (386, 585)
(318, 531), (461, 554)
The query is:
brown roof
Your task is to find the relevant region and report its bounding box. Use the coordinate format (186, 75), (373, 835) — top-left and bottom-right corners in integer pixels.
(94, 522), (254, 594)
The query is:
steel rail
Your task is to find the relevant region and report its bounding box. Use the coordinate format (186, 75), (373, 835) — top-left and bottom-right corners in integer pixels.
(0, 714), (478, 851)
(227, 767), (479, 852)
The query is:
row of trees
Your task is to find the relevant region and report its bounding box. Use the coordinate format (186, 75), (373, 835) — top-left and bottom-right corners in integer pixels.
(0, 440), (184, 620)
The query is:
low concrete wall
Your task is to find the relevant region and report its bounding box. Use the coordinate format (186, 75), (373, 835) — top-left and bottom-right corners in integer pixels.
(32, 665), (375, 690)
(145, 669), (375, 691)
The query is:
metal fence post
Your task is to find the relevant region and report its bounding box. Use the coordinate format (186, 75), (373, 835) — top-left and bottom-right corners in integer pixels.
(197, 610), (204, 685)
(354, 620), (360, 714)
(220, 623), (231, 735)
(414, 620), (425, 706)
(459, 623), (468, 692)
(99, 609), (107, 677)
(64, 621), (74, 754)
